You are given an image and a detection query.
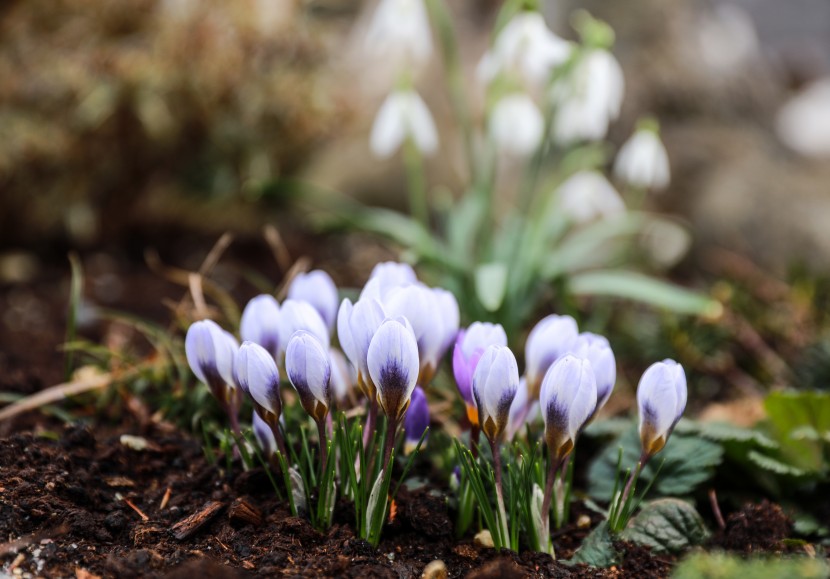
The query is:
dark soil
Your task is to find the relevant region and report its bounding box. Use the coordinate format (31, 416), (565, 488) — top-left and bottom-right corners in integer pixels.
(709, 500), (793, 554)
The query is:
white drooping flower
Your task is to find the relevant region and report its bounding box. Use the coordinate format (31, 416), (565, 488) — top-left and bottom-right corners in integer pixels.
(364, 0), (433, 67)
(776, 78), (830, 159)
(489, 93), (545, 156)
(370, 90), (438, 158)
(477, 11), (572, 89)
(551, 49), (624, 144)
(556, 170), (625, 224)
(614, 127), (671, 191)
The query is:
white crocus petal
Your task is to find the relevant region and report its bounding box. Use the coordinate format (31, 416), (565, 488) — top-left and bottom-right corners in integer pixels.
(525, 314), (579, 400)
(360, 261), (417, 302)
(236, 341), (281, 416)
(552, 49), (624, 144)
(364, 0), (433, 67)
(433, 288), (460, 359)
(489, 94), (544, 156)
(329, 347), (356, 403)
(278, 299), (330, 357)
(461, 322), (508, 359)
(637, 359), (687, 456)
(240, 295), (281, 360)
(285, 331), (332, 422)
(367, 319), (420, 422)
(540, 354), (597, 461)
(337, 299), (359, 367)
(370, 90), (438, 159)
(477, 11), (572, 88)
(571, 332), (616, 414)
(614, 129), (671, 191)
(252, 411), (277, 456)
(287, 270), (339, 332)
(556, 170), (625, 224)
(776, 78), (830, 158)
(506, 377), (530, 440)
(185, 320), (238, 394)
(472, 345), (520, 442)
(349, 298), (387, 392)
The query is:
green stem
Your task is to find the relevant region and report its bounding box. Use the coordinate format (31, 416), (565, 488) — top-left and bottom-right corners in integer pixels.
(489, 438), (509, 547)
(403, 139), (429, 229)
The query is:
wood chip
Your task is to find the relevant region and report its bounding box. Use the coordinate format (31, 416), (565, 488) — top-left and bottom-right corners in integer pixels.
(159, 487), (172, 510)
(170, 501), (225, 541)
(228, 497), (263, 527)
(104, 477), (135, 488)
(75, 569), (102, 579)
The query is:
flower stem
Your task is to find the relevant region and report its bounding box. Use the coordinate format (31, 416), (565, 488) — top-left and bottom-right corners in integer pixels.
(488, 438), (509, 547)
(363, 396), (378, 448)
(403, 138), (429, 229)
(382, 418), (398, 472)
(541, 454), (563, 526)
(316, 418), (328, 479)
(470, 422), (480, 460)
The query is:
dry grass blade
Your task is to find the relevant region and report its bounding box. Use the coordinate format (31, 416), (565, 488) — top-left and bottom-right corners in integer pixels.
(264, 224), (293, 272)
(276, 256), (311, 300)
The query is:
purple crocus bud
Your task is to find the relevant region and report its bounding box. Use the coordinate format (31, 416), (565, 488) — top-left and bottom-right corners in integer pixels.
(340, 298), (387, 398)
(236, 341), (282, 425)
(278, 299), (330, 358)
(453, 322), (508, 425)
(540, 354), (597, 463)
(472, 345), (520, 443)
(252, 411), (277, 456)
(360, 261), (417, 302)
(185, 320), (239, 407)
(571, 332), (616, 419)
(287, 270), (339, 332)
(637, 359), (687, 457)
(404, 386), (430, 454)
(240, 295), (281, 360)
(285, 331), (332, 422)
(525, 314), (579, 400)
(367, 318), (420, 423)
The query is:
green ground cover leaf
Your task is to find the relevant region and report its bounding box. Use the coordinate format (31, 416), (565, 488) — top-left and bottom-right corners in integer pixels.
(672, 552), (830, 579)
(568, 521), (618, 567)
(620, 498), (708, 554)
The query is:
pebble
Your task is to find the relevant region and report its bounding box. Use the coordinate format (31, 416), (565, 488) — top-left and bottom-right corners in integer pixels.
(577, 514), (592, 528)
(474, 530), (494, 549)
(120, 435), (149, 451)
(421, 559), (448, 579)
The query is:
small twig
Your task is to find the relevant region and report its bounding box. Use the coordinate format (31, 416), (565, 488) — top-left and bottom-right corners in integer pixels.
(275, 256), (311, 301)
(709, 488), (726, 531)
(188, 273), (208, 319)
(159, 487), (172, 511)
(0, 525), (69, 556)
(124, 498), (150, 522)
(264, 225), (293, 273)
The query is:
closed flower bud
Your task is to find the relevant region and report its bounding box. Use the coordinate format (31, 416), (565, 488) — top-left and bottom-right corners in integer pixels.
(236, 341), (282, 426)
(329, 347), (356, 405)
(404, 386), (429, 454)
(637, 359), (687, 457)
(556, 170), (625, 224)
(240, 295), (281, 360)
(453, 322), (508, 425)
(285, 331), (332, 423)
(252, 411), (277, 456)
(571, 332), (616, 419)
(370, 90), (438, 159)
(339, 297), (387, 397)
(185, 319), (239, 407)
(367, 319), (420, 424)
(278, 299), (330, 358)
(525, 314), (579, 401)
(472, 345), (520, 443)
(614, 125), (670, 191)
(489, 93), (544, 156)
(540, 355), (597, 462)
(287, 270), (339, 332)
(359, 261), (417, 303)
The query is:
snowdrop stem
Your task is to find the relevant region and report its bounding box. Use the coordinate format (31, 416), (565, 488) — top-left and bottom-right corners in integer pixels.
(488, 438), (509, 545)
(403, 138), (429, 228)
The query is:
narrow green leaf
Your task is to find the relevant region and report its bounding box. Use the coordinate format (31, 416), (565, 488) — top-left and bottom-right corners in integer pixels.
(475, 262), (508, 312)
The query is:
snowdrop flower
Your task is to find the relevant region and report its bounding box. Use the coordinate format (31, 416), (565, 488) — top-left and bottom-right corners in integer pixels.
(338, 297), (386, 397)
(525, 314), (579, 401)
(614, 125), (671, 191)
(185, 320), (239, 408)
(637, 359), (687, 457)
(252, 411), (277, 456)
(364, 0), (433, 67)
(453, 322), (508, 424)
(404, 386), (430, 454)
(370, 90), (438, 159)
(571, 332), (616, 419)
(278, 299), (330, 357)
(385, 284), (459, 385)
(285, 331), (332, 423)
(236, 341), (282, 425)
(329, 347), (356, 404)
(287, 270), (339, 332)
(472, 345), (520, 443)
(368, 319), (420, 424)
(360, 261), (417, 302)
(477, 11), (572, 89)
(540, 354), (597, 463)
(556, 170), (625, 224)
(489, 93), (545, 156)
(551, 49), (624, 144)
(776, 78), (830, 158)
(240, 295), (281, 360)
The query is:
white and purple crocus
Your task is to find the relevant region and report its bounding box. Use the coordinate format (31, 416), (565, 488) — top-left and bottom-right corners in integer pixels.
(525, 314), (579, 401)
(637, 359), (687, 458)
(453, 322), (508, 427)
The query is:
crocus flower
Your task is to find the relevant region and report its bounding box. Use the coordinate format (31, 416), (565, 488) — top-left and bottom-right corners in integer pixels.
(364, 0), (433, 67)
(551, 49), (624, 144)
(477, 11), (572, 89)
(614, 125), (671, 191)
(571, 332), (616, 420)
(472, 345), (520, 443)
(453, 322), (508, 424)
(278, 299), (330, 358)
(361, 261), (418, 303)
(338, 297), (386, 397)
(489, 93), (544, 156)
(287, 270), (339, 332)
(285, 331), (332, 423)
(556, 170), (625, 224)
(329, 347), (357, 405)
(185, 319), (240, 412)
(370, 90), (438, 159)
(236, 341), (282, 427)
(506, 377), (530, 440)
(240, 295), (280, 360)
(637, 359), (687, 457)
(525, 314), (579, 401)
(252, 410), (277, 456)
(539, 354), (597, 463)
(404, 386), (429, 454)
(367, 318), (420, 424)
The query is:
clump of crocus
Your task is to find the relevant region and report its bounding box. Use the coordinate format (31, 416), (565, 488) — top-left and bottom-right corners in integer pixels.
(236, 341), (287, 457)
(404, 386), (429, 455)
(185, 319), (242, 434)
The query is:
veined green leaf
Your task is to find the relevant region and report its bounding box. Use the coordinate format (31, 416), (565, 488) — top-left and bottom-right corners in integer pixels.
(620, 499), (709, 554)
